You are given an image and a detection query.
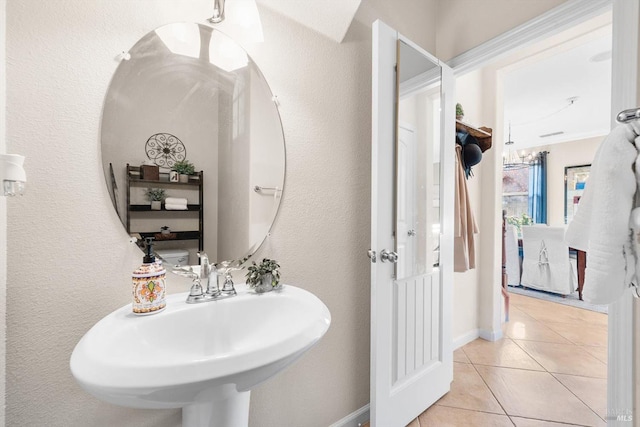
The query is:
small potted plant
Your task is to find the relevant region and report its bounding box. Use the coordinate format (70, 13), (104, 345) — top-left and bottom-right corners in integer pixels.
(506, 213), (533, 238)
(146, 188), (166, 210)
(172, 160), (196, 183)
(245, 258), (281, 293)
(456, 103), (464, 120)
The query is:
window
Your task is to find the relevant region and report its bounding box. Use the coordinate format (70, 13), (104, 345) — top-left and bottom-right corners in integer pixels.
(502, 167), (529, 218)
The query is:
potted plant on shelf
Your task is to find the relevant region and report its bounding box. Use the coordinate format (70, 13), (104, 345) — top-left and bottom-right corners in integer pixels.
(245, 258), (281, 293)
(146, 188), (166, 210)
(171, 160), (196, 183)
(456, 103), (464, 121)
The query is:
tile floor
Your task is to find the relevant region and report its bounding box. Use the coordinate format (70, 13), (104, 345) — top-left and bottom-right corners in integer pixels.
(363, 292), (607, 427)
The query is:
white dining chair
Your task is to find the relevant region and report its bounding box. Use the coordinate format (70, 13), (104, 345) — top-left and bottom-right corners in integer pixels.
(521, 226), (576, 295)
(505, 225), (521, 286)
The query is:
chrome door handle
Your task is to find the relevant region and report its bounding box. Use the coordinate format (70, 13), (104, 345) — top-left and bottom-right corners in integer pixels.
(407, 229), (416, 236)
(380, 249), (398, 263)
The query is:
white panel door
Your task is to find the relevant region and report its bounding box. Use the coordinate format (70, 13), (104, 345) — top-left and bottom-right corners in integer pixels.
(370, 20), (455, 427)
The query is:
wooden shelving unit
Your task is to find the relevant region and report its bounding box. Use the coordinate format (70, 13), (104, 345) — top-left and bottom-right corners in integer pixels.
(126, 164), (204, 251)
(456, 119), (492, 152)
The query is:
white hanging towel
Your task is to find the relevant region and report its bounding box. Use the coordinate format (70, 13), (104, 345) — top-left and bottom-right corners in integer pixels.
(505, 225), (521, 286)
(565, 122), (640, 304)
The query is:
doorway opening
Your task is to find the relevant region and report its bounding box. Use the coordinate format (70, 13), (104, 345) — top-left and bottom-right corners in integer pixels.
(497, 13), (612, 308)
(440, 12), (613, 425)
(446, 0), (637, 424)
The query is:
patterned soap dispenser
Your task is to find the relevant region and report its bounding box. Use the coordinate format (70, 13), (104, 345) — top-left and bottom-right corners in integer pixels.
(132, 237), (166, 315)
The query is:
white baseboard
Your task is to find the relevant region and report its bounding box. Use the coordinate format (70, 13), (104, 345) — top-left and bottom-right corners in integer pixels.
(479, 328), (503, 342)
(329, 404), (370, 427)
(453, 329), (479, 349)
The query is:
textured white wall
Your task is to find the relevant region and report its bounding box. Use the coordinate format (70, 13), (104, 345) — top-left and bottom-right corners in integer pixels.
(5, 1), (437, 426)
(248, 3), (437, 424)
(451, 69), (483, 342)
(0, 0), (6, 424)
(6, 3), (212, 425)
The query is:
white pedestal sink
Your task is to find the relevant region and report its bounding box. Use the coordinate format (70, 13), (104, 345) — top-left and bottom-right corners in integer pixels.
(70, 284), (331, 427)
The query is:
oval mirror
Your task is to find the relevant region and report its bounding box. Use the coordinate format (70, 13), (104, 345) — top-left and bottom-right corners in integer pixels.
(101, 23), (285, 266)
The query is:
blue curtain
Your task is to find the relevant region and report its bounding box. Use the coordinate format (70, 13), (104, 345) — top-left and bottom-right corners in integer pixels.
(528, 152), (547, 224)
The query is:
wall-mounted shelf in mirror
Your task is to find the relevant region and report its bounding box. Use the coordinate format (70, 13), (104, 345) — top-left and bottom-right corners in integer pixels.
(456, 120), (492, 152)
(126, 165), (204, 252)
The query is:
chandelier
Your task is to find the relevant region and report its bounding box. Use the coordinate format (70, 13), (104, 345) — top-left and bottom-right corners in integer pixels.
(503, 150), (535, 171)
(503, 122), (531, 170)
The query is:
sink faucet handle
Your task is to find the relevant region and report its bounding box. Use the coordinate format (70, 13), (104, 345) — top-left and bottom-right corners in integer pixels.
(186, 278), (204, 303)
(221, 273), (236, 296)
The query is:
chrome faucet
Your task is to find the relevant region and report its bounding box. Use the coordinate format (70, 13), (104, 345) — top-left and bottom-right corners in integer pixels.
(199, 252), (220, 297)
(179, 253), (236, 304)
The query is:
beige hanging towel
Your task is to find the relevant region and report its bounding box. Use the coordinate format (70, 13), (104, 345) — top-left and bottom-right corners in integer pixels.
(454, 145), (479, 272)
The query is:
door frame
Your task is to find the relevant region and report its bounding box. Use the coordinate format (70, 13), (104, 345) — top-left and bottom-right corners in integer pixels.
(446, 0), (635, 423)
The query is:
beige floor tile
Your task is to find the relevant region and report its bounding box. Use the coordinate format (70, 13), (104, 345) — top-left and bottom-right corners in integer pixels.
(475, 365), (605, 426)
(518, 303), (607, 328)
(418, 405), (513, 427)
(435, 362), (504, 414)
(544, 322), (607, 347)
(508, 306), (537, 321)
(509, 294), (569, 314)
(553, 373), (607, 421)
(509, 292), (545, 307)
(511, 417), (590, 426)
(505, 317), (571, 344)
(514, 340), (607, 378)
(511, 294), (579, 311)
(453, 348), (471, 363)
(462, 338), (544, 371)
(580, 345), (608, 364)
(519, 305), (585, 325)
(570, 309), (608, 327)
(539, 304), (587, 319)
